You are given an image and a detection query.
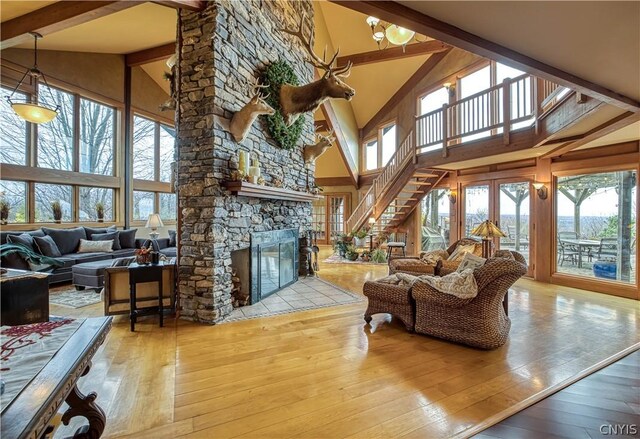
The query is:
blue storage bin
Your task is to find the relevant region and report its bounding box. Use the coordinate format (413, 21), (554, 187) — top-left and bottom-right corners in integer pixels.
(593, 261), (616, 279)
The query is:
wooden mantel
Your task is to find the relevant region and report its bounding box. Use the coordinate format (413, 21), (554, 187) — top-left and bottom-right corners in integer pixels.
(223, 181), (321, 202)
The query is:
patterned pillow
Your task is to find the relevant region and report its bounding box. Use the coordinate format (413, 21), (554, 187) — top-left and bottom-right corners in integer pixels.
(447, 244), (477, 262)
(420, 249), (448, 265)
(92, 231), (121, 250)
(77, 239), (113, 253)
(456, 252), (486, 272)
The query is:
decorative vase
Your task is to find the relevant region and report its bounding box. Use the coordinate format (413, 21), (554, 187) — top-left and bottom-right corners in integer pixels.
(54, 219), (61, 224)
(354, 237), (366, 248)
(97, 217), (104, 223)
(136, 254), (151, 265)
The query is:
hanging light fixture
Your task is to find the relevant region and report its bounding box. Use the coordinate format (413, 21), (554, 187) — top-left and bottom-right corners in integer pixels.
(365, 16), (422, 50)
(5, 32), (59, 124)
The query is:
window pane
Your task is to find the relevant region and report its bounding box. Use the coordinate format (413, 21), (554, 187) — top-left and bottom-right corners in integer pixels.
(37, 84), (74, 171)
(498, 182), (530, 265)
(464, 185), (489, 237)
(0, 180), (27, 223)
(365, 139), (377, 171)
(381, 124), (396, 167)
(35, 183), (72, 222)
(459, 66), (491, 143)
(159, 192), (176, 221)
(133, 190), (154, 221)
(555, 171), (637, 284)
(80, 98), (114, 175)
(133, 116), (156, 180)
(420, 87), (448, 116)
(421, 189), (449, 251)
(0, 87), (28, 165)
(460, 66), (491, 99)
(496, 62), (525, 83)
(159, 125), (175, 182)
(79, 187), (114, 221)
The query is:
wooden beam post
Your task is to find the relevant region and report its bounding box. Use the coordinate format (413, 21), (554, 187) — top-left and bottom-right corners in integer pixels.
(126, 43), (176, 67)
(336, 40), (450, 67)
(441, 103), (448, 157)
(503, 77), (511, 145)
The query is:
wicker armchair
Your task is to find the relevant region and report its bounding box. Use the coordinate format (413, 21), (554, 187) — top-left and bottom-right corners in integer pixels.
(363, 281), (415, 332)
(389, 238), (481, 276)
(412, 251), (526, 349)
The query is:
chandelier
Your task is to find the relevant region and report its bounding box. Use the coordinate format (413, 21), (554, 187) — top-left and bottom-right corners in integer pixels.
(366, 16), (422, 50)
(5, 32), (59, 124)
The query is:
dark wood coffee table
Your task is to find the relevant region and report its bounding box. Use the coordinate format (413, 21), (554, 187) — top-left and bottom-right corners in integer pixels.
(1, 316), (112, 439)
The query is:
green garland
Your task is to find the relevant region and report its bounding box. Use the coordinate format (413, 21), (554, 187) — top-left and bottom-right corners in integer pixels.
(261, 61), (304, 150)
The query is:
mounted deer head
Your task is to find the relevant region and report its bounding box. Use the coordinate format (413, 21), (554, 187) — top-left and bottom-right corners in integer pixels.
(227, 78), (275, 143)
(280, 15), (355, 126)
(304, 130), (335, 165)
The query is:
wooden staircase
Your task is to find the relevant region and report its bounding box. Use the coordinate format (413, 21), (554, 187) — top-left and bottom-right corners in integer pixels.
(345, 131), (447, 236)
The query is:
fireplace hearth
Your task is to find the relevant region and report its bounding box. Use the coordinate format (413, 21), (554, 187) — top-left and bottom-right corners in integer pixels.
(231, 229), (299, 305)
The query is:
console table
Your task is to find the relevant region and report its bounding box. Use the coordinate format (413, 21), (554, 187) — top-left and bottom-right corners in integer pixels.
(1, 317), (113, 439)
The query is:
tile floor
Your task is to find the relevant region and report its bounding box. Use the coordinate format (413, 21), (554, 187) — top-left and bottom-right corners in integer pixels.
(222, 276), (363, 322)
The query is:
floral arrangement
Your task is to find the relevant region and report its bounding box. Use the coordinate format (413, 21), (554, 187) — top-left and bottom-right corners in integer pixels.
(135, 246), (153, 264)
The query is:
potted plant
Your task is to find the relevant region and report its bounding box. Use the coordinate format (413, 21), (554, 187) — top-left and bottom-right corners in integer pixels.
(0, 199), (9, 225)
(360, 249), (372, 262)
(345, 244), (359, 261)
(96, 202), (104, 222)
(371, 248), (388, 264)
(333, 233), (350, 257)
(353, 228), (368, 248)
(51, 200), (62, 223)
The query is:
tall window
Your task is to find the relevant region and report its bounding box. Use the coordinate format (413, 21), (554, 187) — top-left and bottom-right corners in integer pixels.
(80, 98), (115, 175)
(35, 183), (72, 222)
(556, 170), (637, 284)
(132, 114), (176, 222)
(418, 87), (449, 152)
(37, 84), (74, 171)
(79, 187), (114, 221)
(362, 122), (397, 171)
(459, 65), (491, 142)
(421, 188), (450, 251)
(0, 86), (28, 165)
(0, 180), (27, 223)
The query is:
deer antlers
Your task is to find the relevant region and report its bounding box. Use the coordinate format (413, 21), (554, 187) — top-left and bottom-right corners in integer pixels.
(247, 76), (270, 100)
(316, 129), (335, 144)
(280, 14), (352, 78)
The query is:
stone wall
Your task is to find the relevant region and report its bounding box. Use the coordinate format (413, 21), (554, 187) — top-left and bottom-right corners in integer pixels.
(177, 0), (315, 323)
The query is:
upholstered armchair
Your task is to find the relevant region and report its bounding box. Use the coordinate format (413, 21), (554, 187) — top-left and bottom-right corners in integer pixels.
(389, 238), (481, 276)
(411, 251), (527, 349)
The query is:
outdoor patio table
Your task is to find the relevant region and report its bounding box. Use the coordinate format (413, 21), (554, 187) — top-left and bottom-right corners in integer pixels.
(560, 239), (601, 268)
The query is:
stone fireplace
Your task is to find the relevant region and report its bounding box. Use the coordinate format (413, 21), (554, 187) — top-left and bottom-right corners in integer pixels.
(176, 0), (315, 323)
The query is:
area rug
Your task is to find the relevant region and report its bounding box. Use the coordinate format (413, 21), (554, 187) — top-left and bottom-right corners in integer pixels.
(49, 288), (102, 309)
(221, 277), (363, 323)
(322, 253), (387, 265)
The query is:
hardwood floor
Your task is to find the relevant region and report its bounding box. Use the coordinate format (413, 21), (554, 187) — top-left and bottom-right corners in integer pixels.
(51, 246), (639, 439)
(476, 351), (640, 439)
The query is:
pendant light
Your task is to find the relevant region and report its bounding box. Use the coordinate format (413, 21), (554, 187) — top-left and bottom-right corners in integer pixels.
(5, 32), (59, 124)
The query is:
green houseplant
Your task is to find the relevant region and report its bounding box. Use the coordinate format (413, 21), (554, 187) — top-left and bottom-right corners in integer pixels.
(371, 248), (388, 264)
(345, 244), (360, 261)
(51, 200), (62, 223)
(0, 199), (9, 225)
(96, 202), (105, 222)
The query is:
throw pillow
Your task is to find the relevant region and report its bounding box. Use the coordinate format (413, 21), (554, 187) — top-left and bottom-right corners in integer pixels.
(84, 225), (117, 239)
(168, 229), (177, 247)
(42, 227), (87, 255)
(447, 244), (476, 262)
(420, 249), (448, 265)
(472, 243), (484, 257)
(33, 235), (62, 258)
(119, 229), (137, 249)
(77, 239), (113, 253)
(375, 275), (402, 285)
(456, 252), (486, 272)
(6, 233), (35, 250)
(92, 231), (121, 250)
(396, 272), (419, 286)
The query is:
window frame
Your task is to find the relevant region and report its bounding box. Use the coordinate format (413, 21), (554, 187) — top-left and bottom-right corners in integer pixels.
(359, 118), (398, 173)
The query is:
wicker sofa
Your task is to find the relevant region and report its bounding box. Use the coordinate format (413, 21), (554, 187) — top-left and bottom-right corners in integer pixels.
(389, 238), (482, 276)
(412, 250), (527, 349)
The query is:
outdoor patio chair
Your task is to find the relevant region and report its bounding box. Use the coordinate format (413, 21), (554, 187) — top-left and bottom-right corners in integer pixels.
(557, 231), (580, 266)
(597, 238), (618, 260)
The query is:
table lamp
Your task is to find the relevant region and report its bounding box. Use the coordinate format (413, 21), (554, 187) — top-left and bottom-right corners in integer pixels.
(145, 213), (164, 240)
(470, 220), (507, 258)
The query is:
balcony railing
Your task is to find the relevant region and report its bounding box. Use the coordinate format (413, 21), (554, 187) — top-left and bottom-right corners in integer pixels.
(416, 74), (534, 150)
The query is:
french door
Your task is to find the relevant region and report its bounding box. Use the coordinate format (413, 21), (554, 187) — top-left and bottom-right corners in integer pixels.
(311, 194), (351, 245)
(462, 178), (533, 276)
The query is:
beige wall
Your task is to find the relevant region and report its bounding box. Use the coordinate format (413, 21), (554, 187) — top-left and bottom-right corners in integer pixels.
(132, 65), (174, 120)
(315, 145), (350, 178)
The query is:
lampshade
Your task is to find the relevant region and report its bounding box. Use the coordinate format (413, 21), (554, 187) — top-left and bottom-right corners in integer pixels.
(10, 102), (58, 124)
(470, 220), (507, 238)
(385, 25), (415, 46)
(366, 16), (380, 27)
(368, 217), (376, 224)
(145, 213), (164, 229)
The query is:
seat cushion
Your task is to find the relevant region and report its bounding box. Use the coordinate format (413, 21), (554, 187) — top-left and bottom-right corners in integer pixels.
(111, 249), (136, 258)
(160, 247), (177, 258)
(387, 242), (406, 247)
(42, 227), (87, 255)
(63, 252), (113, 264)
(72, 259), (115, 276)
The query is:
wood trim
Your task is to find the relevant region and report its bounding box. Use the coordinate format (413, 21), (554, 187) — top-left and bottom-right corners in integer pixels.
(133, 179), (172, 193)
(126, 43), (176, 67)
(222, 181), (321, 203)
(0, 164), (121, 188)
(1, 1), (137, 49)
(151, 1), (206, 11)
(534, 94), (604, 147)
(131, 107), (175, 126)
(552, 140), (639, 162)
(551, 274), (639, 300)
(336, 40), (451, 67)
(551, 153), (639, 174)
(330, 1), (640, 112)
(361, 49), (451, 137)
(315, 177), (354, 187)
(455, 166), (536, 183)
(358, 171), (380, 187)
(320, 101), (358, 187)
(541, 112), (640, 158)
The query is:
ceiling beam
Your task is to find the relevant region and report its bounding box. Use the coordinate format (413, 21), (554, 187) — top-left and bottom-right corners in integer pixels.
(1, 1), (138, 50)
(361, 48), (451, 137)
(126, 43), (176, 67)
(541, 111), (640, 158)
(151, 1), (206, 11)
(336, 40), (451, 67)
(320, 101), (359, 188)
(331, 1), (640, 112)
